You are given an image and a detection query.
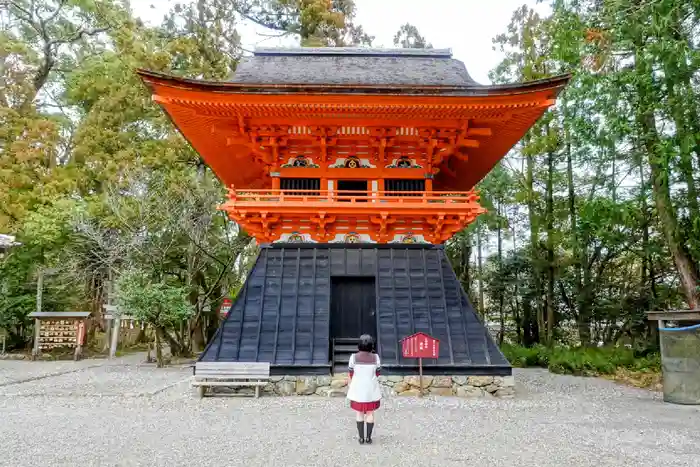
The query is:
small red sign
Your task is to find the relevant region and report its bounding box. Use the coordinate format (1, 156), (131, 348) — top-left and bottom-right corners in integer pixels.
(219, 298), (233, 317)
(401, 332), (440, 359)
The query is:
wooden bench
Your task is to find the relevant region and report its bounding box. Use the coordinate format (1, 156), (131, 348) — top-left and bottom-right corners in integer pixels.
(192, 362), (271, 398)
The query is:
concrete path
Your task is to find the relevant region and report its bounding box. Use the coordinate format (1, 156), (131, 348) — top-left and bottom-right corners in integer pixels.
(0, 360), (698, 467)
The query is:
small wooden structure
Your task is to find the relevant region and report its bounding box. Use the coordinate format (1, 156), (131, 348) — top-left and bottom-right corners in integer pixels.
(29, 311), (90, 361)
(192, 362), (271, 398)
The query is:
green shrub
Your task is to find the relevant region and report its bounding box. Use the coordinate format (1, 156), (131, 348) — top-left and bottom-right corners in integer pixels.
(500, 343), (661, 376)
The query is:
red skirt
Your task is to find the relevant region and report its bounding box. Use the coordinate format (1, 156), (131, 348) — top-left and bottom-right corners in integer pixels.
(350, 400), (381, 412)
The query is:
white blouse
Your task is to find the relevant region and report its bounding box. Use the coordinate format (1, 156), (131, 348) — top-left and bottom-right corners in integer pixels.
(346, 352), (382, 403)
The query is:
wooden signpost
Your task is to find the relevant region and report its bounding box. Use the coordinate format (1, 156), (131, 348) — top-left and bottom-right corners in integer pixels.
(401, 332), (440, 396)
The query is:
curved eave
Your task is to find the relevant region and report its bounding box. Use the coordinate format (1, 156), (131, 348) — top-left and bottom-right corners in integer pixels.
(136, 68), (571, 97)
(136, 69), (571, 191)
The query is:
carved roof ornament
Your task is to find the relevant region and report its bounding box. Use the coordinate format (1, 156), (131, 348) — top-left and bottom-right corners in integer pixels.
(344, 156), (361, 169)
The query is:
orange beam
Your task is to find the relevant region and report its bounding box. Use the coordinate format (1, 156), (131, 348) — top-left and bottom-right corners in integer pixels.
(278, 167), (425, 179)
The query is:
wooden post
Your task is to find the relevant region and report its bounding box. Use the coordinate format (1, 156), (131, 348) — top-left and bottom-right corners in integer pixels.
(418, 357), (424, 397)
(36, 268), (43, 314)
(32, 318), (41, 360)
(104, 317), (112, 352)
(74, 320), (84, 361)
(110, 316), (121, 358)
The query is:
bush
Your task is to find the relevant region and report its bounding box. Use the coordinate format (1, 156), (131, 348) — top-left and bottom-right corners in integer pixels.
(501, 343), (661, 377)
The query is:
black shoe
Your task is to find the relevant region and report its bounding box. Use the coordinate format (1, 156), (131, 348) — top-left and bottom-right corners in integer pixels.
(356, 421), (365, 444)
(366, 422), (374, 444)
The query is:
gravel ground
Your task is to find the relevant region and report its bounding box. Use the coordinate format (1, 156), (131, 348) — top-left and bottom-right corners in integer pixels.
(0, 359), (699, 467)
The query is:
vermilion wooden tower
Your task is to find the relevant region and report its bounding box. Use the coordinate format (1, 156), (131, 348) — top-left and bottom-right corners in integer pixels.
(139, 48), (568, 245)
(139, 48), (569, 375)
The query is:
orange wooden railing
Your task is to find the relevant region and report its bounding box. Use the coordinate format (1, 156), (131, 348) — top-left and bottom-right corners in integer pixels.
(225, 188), (482, 205)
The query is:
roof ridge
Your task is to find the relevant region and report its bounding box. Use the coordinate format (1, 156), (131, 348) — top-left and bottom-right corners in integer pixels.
(253, 46), (452, 58)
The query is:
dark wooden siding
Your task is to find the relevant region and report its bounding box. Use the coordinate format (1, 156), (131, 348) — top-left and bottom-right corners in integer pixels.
(199, 244), (510, 375)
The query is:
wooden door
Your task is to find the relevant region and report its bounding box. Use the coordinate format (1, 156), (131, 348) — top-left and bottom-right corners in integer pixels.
(331, 277), (377, 339)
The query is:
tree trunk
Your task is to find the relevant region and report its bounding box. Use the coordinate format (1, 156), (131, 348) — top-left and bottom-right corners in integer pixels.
(155, 327), (163, 368)
(476, 224), (485, 317)
(497, 201), (505, 345)
(526, 136), (543, 343)
(511, 214), (522, 344)
(634, 50), (700, 309)
(545, 130), (556, 345)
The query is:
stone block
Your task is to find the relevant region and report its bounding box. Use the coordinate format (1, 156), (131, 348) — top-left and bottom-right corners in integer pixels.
(269, 376), (284, 383)
(405, 375), (433, 388)
(467, 376), (493, 387)
(283, 375), (297, 381)
(315, 376), (332, 387)
(393, 381), (410, 393)
(262, 383), (275, 393)
(388, 375), (404, 383)
(452, 376), (468, 385)
(330, 379), (348, 389)
(325, 388), (347, 397)
(275, 381), (296, 396)
(484, 384), (499, 394)
(295, 377), (318, 395)
(432, 376), (453, 388)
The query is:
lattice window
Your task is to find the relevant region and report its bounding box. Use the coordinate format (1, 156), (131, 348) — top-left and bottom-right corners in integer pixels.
(385, 179), (425, 197)
(281, 178), (320, 196)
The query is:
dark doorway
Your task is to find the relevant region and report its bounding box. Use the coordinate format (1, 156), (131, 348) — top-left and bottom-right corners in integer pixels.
(337, 180), (368, 202)
(331, 277), (377, 339)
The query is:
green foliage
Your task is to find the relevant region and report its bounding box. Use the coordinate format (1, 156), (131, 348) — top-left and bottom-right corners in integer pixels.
(393, 23), (432, 48)
(115, 269), (193, 328)
(501, 344), (661, 376)
(450, 0), (700, 351)
(229, 0), (373, 46)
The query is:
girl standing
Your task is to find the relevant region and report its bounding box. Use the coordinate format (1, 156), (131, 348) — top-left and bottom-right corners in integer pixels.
(346, 334), (381, 445)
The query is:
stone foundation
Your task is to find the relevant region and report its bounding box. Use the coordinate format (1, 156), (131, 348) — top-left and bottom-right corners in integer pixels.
(214, 374), (515, 398)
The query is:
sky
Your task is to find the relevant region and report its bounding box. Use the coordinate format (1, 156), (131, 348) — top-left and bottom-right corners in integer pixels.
(132, 0), (550, 85)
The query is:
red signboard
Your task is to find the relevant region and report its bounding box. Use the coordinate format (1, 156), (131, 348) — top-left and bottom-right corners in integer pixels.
(219, 298), (233, 318)
(401, 332), (440, 359)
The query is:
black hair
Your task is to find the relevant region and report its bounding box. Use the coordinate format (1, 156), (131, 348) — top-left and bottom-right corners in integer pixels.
(358, 334), (375, 352)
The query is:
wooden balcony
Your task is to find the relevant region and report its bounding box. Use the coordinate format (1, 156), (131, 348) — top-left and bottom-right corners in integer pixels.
(220, 189), (486, 244)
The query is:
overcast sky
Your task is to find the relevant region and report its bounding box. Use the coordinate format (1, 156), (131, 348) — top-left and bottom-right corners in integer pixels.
(133, 0), (549, 85)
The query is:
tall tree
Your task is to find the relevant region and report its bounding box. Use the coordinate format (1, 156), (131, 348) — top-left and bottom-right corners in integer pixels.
(393, 23), (432, 48)
(229, 0), (373, 46)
